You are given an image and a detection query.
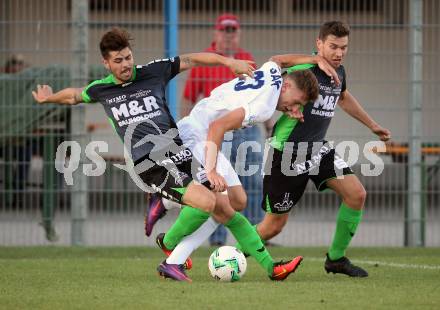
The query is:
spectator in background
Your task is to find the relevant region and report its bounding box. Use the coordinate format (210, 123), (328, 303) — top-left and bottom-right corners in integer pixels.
(180, 14), (254, 116)
(181, 13), (265, 246)
(3, 54), (28, 73)
(2, 54), (58, 241)
(1, 54), (31, 201)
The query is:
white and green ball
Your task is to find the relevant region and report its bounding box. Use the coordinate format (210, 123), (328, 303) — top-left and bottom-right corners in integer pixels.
(208, 246), (247, 282)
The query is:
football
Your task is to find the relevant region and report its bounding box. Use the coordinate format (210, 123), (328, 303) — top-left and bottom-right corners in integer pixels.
(208, 246), (247, 282)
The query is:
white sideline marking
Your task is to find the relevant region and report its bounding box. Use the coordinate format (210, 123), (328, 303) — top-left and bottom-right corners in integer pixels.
(308, 257), (440, 270)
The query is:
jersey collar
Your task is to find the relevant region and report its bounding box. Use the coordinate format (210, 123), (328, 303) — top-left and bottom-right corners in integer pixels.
(109, 66), (137, 85)
(130, 65), (137, 81)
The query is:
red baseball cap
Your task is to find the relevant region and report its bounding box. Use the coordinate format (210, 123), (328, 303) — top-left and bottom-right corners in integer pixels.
(215, 14), (240, 30)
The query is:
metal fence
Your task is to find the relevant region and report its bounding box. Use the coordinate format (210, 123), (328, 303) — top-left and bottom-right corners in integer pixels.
(0, 0), (439, 246)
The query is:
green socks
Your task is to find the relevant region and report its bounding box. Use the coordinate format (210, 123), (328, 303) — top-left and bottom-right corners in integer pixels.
(235, 224), (263, 253)
(163, 206), (210, 249)
(164, 209), (275, 276)
(328, 203), (363, 261)
(225, 213), (273, 275)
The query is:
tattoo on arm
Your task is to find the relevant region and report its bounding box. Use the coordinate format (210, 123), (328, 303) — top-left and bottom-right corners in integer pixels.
(181, 56), (194, 68)
(74, 89), (83, 103)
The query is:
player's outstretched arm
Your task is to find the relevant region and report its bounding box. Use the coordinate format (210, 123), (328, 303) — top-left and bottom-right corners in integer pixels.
(270, 54), (340, 86)
(179, 53), (255, 78)
(32, 84), (84, 105)
(339, 90), (391, 141)
(205, 108), (246, 192)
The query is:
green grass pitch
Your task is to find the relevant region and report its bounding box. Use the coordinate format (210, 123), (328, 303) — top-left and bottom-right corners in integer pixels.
(1, 247), (439, 309)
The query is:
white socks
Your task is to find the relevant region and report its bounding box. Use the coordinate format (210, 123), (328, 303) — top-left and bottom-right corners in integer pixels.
(162, 198), (182, 210)
(166, 217), (220, 264)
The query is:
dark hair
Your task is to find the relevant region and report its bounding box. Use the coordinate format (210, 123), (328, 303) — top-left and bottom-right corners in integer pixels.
(319, 21), (350, 41)
(4, 54), (27, 73)
(99, 27), (133, 58)
(285, 70), (319, 102)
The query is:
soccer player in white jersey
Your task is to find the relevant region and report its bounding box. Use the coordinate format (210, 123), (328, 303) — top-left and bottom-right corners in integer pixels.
(154, 59), (337, 278)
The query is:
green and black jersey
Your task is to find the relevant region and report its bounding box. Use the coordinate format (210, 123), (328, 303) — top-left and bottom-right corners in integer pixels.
(81, 57), (181, 163)
(270, 64), (346, 157)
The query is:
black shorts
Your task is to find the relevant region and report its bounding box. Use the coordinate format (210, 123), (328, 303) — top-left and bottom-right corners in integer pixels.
(135, 148), (210, 203)
(262, 146), (353, 214)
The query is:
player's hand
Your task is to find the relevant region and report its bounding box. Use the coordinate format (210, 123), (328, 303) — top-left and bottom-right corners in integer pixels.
(32, 84), (53, 103)
(371, 124), (391, 141)
(226, 59), (255, 79)
(286, 104), (304, 122)
(207, 170), (227, 192)
(315, 56), (341, 86)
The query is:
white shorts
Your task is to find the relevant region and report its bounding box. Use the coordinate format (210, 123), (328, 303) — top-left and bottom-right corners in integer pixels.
(177, 117), (241, 187)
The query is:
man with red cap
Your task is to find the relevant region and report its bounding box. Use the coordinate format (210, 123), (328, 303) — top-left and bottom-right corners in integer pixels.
(180, 13), (254, 115)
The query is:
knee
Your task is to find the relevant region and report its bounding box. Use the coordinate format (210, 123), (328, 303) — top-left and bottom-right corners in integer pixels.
(230, 194), (247, 212)
(205, 191), (217, 213)
(345, 186), (367, 209)
(197, 191), (216, 213)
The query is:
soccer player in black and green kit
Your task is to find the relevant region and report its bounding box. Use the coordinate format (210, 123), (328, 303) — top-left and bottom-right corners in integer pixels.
(238, 21), (392, 277)
(32, 27), (304, 282)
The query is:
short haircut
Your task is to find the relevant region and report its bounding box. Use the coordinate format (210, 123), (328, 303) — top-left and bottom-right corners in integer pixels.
(99, 27), (133, 58)
(319, 21), (350, 41)
(285, 70), (319, 103)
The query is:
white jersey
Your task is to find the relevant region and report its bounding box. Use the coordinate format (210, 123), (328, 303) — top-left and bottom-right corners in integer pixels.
(181, 61), (283, 134)
(177, 61), (282, 187)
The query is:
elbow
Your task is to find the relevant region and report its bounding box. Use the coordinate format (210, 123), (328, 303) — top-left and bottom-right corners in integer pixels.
(65, 98), (79, 105)
(269, 55), (279, 62)
(337, 100), (345, 109)
(69, 89), (83, 105)
(208, 121), (226, 140)
(337, 95), (347, 109)
(269, 55), (283, 67)
(208, 121), (221, 135)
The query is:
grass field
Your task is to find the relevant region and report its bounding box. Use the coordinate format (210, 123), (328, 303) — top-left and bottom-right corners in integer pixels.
(1, 247), (439, 310)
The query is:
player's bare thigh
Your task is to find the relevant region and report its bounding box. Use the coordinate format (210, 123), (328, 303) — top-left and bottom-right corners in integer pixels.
(182, 181), (216, 213)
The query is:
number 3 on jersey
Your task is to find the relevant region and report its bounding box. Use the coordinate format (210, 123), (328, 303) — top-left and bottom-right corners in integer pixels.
(234, 70), (264, 91)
